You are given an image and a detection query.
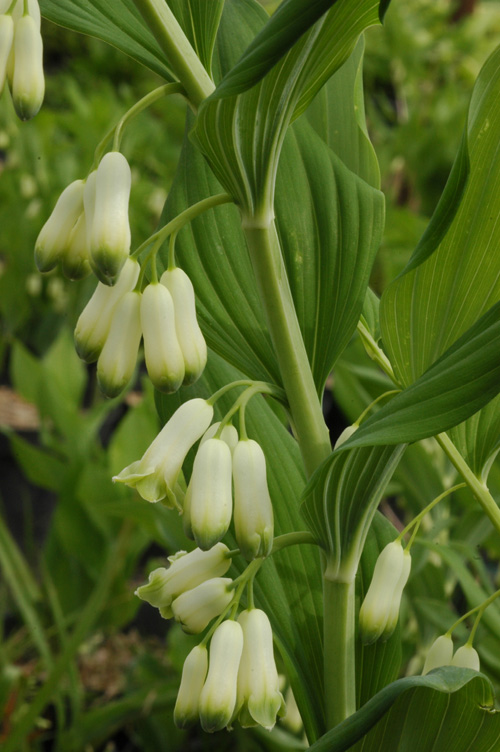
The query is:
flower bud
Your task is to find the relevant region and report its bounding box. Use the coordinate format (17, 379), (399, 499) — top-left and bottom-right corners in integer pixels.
(135, 543), (231, 619)
(381, 549), (411, 641)
(62, 212), (91, 280)
(199, 620), (243, 732)
(140, 282), (185, 393)
(201, 421), (239, 453)
(0, 15), (14, 95)
(171, 577), (233, 634)
(174, 645), (208, 728)
(359, 541), (407, 645)
(97, 290), (142, 398)
(160, 267), (207, 385)
(233, 439), (273, 561)
(74, 257), (140, 363)
(113, 398), (213, 505)
(11, 14), (44, 121)
(237, 609), (285, 730)
(190, 438), (233, 550)
(34, 180), (85, 273)
(451, 644), (480, 671)
(90, 152), (131, 285)
(422, 634), (454, 675)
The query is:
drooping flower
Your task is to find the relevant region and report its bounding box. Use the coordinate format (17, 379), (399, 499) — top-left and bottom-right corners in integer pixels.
(237, 609), (285, 730)
(0, 14), (14, 95)
(190, 437), (233, 550)
(135, 543), (231, 618)
(34, 179), (85, 273)
(451, 644), (480, 671)
(199, 620), (243, 732)
(359, 540), (410, 645)
(422, 634), (454, 675)
(232, 439), (274, 561)
(160, 267), (207, 385)
(113, 398), (214, 505)
(63, 212), (91, 281)
(74, 257), (140, 363)
(96, 290), (142, 398)
(174, 645), (208, 728)
(11, 11), (44, 121)
(170, 577), (233, 634)
(140, 282), (185, 393)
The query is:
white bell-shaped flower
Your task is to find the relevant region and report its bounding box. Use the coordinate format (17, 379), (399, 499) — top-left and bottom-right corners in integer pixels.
(0, 14), (14, 95)
(35, 179), (85, 273)
(160, 267), (207, 385)
(359, 540), (409, 645)
(237, 609), (285, 730)
(233, 439), (274, 561)
(140, 282), (185, 393)
(451, 644), (480, 671)
(11, 14), (44, 121)
(89, 152), (131, 285)
(62, 212), (91, 280)
(135, 543), (231, 618)
(381, 549), (411, 641)
(190, 438), (233, 550)
(422, 634), (454, 675)
(174, 645), (208, 728)
(74, 257), (139, 363)
(171, 577), (233, 634)
(97, 290), (142, 398)
(113, 398), (214, 505)
(199, 620), (243, 732)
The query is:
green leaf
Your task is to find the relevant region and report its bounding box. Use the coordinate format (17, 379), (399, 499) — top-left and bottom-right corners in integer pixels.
(193, 0), (383, 217)
(7, 431), (66, 491)
(301, 442), (405, 579)
(308, 668), (500, 752)
(39, 0), (174, 80)
(167, 0), (224, 76)
(341, 300), (500, 449)
(9, 341), (43, 406)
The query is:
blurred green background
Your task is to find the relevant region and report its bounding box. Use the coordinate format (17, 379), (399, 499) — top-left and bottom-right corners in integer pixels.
(1, 1), (500, 750)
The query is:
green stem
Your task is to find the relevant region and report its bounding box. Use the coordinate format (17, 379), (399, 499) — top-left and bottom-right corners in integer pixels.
(243, 222), (331, 476)
(323, 578), (356, 727)
(112, 83), (184, 152)
(357, 319), (398, 384)
(132, 0), (215, 109)
(271, 531), (318, 553)
(436, 433), (500, 536)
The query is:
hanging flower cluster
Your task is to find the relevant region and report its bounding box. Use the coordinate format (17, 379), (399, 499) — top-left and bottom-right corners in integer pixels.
(114, 398), (274, 558)
(422, 634), (480, 674)
(0, 0), (43, 121)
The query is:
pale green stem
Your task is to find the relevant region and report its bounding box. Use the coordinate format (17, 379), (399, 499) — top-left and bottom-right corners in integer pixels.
(446, 587), (500, 638)
(357, 319), (398, 384)
(323, 578), (356, 728)
(271, 531), (318, 553)
(243, 221), (331, 476)
(436, 432), (500, 536)
(112, 83), (184, 152)
(132, 0), (215, 109)
(396, 482), (466, 543)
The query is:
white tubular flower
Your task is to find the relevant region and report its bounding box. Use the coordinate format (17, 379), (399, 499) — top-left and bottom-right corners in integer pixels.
(190, 438), (233, 551)
(199, 620), (243, 732)
(135, 543), (231, 619)
(11, 14), (44, 121)
(97, 290), (142, 398)
(90, 151), (131, 285)
(174, 645), (208, 729)
(200, 421), (239, 453)
(381, 549), (411, 641)
(171, 577), (233, 634)
(451, 644), (480, 671)
(359, 540), (407, 645)
(0, 15), (14, 95)
(160, 268), (207, 385)
(140, 282), (185, 393)
(62, 212), (90, 281)
(233, 439), (274, 561)
(74, 257), (140, 363)
(113, 398), (213, 505)
(422, 634), (454, 675)
(237, 609), (285, 730)
(34, 179), (85, 273)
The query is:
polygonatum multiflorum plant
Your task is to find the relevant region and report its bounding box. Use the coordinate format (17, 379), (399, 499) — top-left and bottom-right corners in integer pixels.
(8, 0), (500, 749)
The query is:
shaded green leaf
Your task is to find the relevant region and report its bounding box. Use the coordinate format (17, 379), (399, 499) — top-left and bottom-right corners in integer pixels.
(167, 0), (224, 76)
(7, 431), (66, 491)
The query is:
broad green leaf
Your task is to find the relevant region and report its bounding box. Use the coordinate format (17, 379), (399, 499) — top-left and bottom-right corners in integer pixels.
(193, 0), (383, 218)
(7, 431), (66, 491)
(43, 328), (86, 408)
(380, 44), (500, 473)
(309, 668), (500, 752)
(447, 396), (500, 479)
(40, 0), (174, 80)
(340, 300), (500, 449)
(9, 341), (43, 406)
(167, 0), (224, 76)
(301, 442), (405, 579)
(155, 350), (325, 741)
